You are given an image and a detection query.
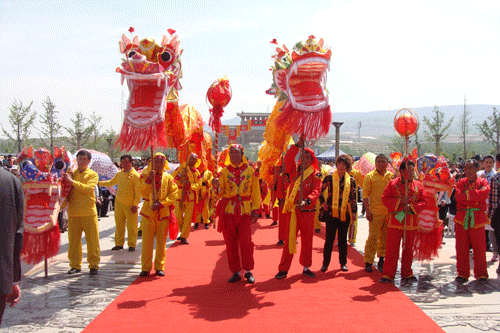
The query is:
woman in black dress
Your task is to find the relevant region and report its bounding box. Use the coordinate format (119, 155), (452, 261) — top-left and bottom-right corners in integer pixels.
(319, 155), (358, 272)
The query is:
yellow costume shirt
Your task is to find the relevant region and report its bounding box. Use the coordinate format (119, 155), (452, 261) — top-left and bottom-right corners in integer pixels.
(362, 169), (394, 215)
(100, 169), (141, 206)
(67, 168), (99, 217)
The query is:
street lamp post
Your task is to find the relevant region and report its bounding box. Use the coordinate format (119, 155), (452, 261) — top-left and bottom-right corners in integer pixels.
(332, 122), (344, 160)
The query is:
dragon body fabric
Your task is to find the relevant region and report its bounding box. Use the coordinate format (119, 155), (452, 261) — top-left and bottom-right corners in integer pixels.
(17, 147), (72, 264)
(161, 32), (214, 173)
(259, 37), (331, 185)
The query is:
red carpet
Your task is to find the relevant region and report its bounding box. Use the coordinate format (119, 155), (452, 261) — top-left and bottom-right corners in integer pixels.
(84, 219), (444, 333)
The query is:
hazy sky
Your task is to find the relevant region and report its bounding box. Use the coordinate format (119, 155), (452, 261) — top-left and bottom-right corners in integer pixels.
(1, 0), (499, 139)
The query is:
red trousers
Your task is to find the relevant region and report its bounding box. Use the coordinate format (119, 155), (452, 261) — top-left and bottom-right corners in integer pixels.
(278, 202), (289, 242)
(455, 224), (488, 279)
(222, 214), (255, 273)
(272, 205), (279, 221)
(382, 227), (417, 280)
(278, 209), (315, 272)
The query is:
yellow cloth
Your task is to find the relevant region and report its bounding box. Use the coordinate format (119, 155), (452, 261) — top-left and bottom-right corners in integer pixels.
(114, 200), (138, 247)
(363, 213), (388, 264)
(218, 162), (261, 214)
(263, 191), (272, 205)
(171, 165), (202, 202)
(67, 215), (100, 270)
(362, 169), (393, 215)
(99, 169), (141, 206)
(141, 216), (169, 271)
(283, 166), (315, 254)
(331, 170), (351, 221)
(67, 167), (98, 217)
(175, 201), (195, 238)
(139, 172), (178, 220)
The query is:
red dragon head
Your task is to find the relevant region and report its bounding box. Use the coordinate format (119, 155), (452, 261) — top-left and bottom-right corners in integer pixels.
(274, 36), (331, 112)
(116, 29), (182, 91)
(272, 36), (332, 139)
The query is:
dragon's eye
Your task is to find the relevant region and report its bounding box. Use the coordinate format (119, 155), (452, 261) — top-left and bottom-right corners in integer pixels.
(127, 50), (136, 58)
(161, 51), (172, 62)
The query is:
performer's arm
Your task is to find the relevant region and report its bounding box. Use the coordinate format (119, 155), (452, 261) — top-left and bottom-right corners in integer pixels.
(468, 178), (490, 202)
(349, 177), (358, 214)
(73, 172), (98, 194)
(381, 180), (399, 212)
(98, 171), (120, 187)
(159, 176), (178, 208)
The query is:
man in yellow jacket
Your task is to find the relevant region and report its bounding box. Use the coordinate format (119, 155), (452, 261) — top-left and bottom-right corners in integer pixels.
(99, 155), (141, 252)
(195, 169), (214, 229)
(172, 153), (202, 244)
(139, 153), (178, 277)
(363, 154), (393, 273)
(215, 144), (261, 283)
(62, 150), (100, 275)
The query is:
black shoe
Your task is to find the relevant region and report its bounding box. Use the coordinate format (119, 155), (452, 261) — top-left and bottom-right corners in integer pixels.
(341, 265), (348, 272)
(276, 240), (284, 246)
(380, 277), (392, 283)
(129, 247), (135, 252)
(177, 237), (182, 241)
(139, 271), (149, 277)
(478, 277), (488, 283)
(68, 268), (81, 274)
(205, 224), (210, 229)
(275, 271), (288, 279)
(138, 230), (142, 237)
(111, 246), (123, 251)
(228, 272), (242, 283)
(271, 221), (278, 226)
(194, 223), (199, 229)
(455, 276), (468, 283)
(320, 266), (328, 272)
(403, 275), (417, 282)
(90, 268), (98, 275)
(377, 257), (384, 272)
(302, 269), (315, 278)
(244, 271), (255, 284)
(180, 238), (189, 245)
(156, 270), (165, 277)
(365, 263), (373, 272)
(266, 214), (271, 219)
(314, 229), (321, 233)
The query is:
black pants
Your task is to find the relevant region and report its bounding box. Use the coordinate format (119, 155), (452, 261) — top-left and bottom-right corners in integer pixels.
(323, 214), (349, 267)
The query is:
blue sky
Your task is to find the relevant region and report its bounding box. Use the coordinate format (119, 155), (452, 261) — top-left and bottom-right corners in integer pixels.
(1, 0), (500, 139)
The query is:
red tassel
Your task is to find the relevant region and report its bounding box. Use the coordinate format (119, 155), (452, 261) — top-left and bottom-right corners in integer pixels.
(413, 223), (444, 261)
(116, 120), (168, 152)
(209, 106), (224, 132)
(21, 226), (61, 265)
(275, 104), (331, 139)
(168, 205), (179, 240)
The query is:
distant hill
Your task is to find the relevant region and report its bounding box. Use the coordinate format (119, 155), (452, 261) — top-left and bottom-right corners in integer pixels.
(212, 104), (498, 141)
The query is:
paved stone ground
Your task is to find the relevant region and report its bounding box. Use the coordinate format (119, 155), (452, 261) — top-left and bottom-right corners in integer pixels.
(2, 203), (500, 332)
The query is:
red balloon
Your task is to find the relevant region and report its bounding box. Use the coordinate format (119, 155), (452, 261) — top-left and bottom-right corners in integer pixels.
(394, 112), (418, 136)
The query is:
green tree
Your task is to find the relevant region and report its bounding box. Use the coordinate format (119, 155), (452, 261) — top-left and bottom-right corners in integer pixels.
(38, 96), (62, 151)
(459, 96), (472, 159)
(476, 107), (500, 155)
(422, 106), (454, 156)
(1, 99), (36, 153)
(87, 111), (103, 151)
(388, 135), (406, 153)
(65, 112), (94, 150)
